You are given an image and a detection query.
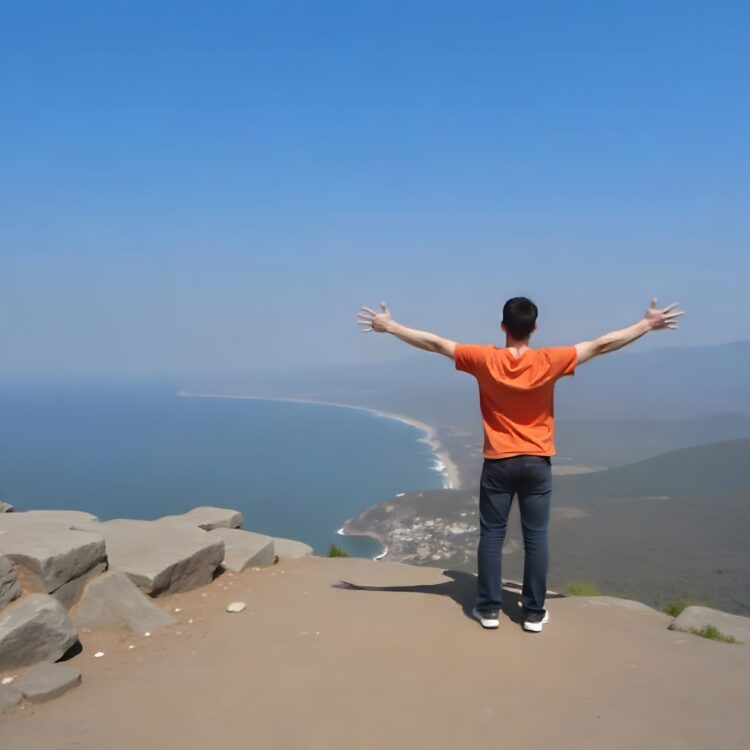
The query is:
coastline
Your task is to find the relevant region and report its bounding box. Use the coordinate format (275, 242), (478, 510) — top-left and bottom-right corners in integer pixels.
(177, 391), (461, 490)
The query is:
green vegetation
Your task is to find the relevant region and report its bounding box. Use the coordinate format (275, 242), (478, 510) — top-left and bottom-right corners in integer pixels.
(663, 600), (703, 617)
(327, 544), (349, 558)
(564, 582), (600, 596)
(690, 625), (739, 644)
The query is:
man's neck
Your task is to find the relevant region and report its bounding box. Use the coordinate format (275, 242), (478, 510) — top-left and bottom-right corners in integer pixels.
(505, 336), (532, 356)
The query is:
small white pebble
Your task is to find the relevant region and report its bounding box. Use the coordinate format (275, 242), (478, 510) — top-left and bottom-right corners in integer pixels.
(201, 593), (208, 597)
(94, 651), (105, 658)
(174, 607), (181, 613)
(188, 618), (194, 624)
(144, 632), (151, 637)
(315, 631), (320, 636)
(128, 645), (135, 650)
(226, 601), (247, 613)
(1, 676), (15, 685)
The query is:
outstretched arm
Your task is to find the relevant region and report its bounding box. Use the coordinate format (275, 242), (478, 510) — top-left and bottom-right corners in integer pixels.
(357, 302), (457, 359)
(574, 298), (685, 365)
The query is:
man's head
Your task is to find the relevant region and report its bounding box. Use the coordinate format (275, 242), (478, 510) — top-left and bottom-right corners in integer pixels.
(501, 297), (538, 341)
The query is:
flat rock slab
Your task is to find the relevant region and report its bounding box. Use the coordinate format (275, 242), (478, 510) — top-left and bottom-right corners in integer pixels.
(0, 510), (99, 532)
(157, 506), (243, 531)
(74, 519), (225, 596)
(13, 663), (81, 703)
(578, 596), (669, 619)
(207, 528), (275, 572)
(73, 571), (177, 633)
(671, 606), (750, 644)
(0, 554), (22, 612)
(273, 537), (314, 559)
(0, 593), (79, 670)
(0, 527), (107, 595)
(0, 686), (22, 713)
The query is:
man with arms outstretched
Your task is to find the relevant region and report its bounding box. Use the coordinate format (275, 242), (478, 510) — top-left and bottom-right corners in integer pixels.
(357, 297), (684, 632)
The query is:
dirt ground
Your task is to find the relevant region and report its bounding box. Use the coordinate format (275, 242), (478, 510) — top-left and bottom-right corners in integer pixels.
(2, 556), (748, 750)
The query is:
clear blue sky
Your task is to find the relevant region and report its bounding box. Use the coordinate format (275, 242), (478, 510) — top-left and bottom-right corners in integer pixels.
(1, 1), (748, 377)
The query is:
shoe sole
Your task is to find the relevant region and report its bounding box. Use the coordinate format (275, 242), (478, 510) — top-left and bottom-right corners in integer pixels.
(523, 610), (550, 633)
(472, 607), (500, 629)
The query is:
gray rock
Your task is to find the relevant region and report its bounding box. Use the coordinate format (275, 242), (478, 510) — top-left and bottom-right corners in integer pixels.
(0, 510), (99, 531)
(671, 606), (750, 644)
(74, 519), (225, 596)
(0, 527), (107, 595)
(207, 528), (275, 572)
(0, 594), (79, 670)
(0, 686), (22, 713)
(273, 537), (314, 559)
(0, 554), (22, 612)
(52, 562), (108, 609)
(0, 501), (13, 513)
(73, 571), (176, 632)
(157, 506), (243, 531)
(13, 663), (81, 703)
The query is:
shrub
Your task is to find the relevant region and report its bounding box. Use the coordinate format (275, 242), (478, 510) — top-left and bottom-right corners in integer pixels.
(327, 544), (349, 558)
(564, 582), (600, 596)
(690, 625), (738, 644)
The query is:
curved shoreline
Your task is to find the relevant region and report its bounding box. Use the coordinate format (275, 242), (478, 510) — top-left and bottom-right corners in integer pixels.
(177, 391), (461, 490)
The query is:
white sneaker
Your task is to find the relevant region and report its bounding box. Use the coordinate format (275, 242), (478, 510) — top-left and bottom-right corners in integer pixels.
(523, 609), (550, 633)
(472, 607), (500, 629)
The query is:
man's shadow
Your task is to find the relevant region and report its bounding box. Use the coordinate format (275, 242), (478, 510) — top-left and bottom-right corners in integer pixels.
(333, 570), (564, 625)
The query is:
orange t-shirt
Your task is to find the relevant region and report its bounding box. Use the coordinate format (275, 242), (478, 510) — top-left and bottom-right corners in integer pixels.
(455, 344), (577, 458)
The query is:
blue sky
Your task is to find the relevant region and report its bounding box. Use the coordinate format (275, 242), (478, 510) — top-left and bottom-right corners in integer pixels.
(1, 1), (748, 376)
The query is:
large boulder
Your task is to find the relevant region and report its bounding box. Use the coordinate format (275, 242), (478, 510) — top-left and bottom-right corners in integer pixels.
(0, 501), (13, 513)
(74, 519), (225, 596)
(0, 554), (22, 611)
(0, 594), (78, 670)
(207, 528), (275, 572)
(73, 571), (176, 633)
(0, 527), (107, 597)
(671, 606), (750, 644)
(13, 663), (81, 703)
(157, 506), (243, 531)
(0, 510), (99, 531)
(273, 536), (314, 559)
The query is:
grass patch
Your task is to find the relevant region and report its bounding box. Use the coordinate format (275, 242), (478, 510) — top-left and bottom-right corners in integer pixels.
(663, 600), (702, 617)
(690, 625), (738, 644)
(564, 582), (600, 596)
(327, 544), (349, 558)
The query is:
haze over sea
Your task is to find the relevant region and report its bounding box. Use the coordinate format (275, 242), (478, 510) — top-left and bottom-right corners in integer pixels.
(0, 382), (446, 557)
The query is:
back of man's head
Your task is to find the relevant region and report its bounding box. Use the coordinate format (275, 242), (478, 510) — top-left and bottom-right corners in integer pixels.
(502, 297), (538, 340)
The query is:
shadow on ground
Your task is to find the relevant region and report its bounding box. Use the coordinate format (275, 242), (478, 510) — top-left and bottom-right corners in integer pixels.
(333, 570), (564, 626)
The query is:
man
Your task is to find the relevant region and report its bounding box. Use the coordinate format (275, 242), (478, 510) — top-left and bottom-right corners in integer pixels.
(357, 297), (684, 633)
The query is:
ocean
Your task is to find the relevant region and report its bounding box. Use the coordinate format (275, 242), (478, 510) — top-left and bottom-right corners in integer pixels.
(0, 381), (447, 557)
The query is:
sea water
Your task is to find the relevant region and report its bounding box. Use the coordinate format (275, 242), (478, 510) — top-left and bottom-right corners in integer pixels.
(0, 382), (445, 557)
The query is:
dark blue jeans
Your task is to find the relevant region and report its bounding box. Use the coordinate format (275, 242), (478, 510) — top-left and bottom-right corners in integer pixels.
(476, 455), (552, 614)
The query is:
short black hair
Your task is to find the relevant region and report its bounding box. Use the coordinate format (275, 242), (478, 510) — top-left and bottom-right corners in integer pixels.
(502, 297), (538, 340)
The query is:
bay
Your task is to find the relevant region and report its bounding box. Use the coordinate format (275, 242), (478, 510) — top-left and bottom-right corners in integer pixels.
(0, 382), (445, 557)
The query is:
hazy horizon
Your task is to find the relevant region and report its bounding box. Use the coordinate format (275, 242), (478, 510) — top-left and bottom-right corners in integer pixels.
(2, 2), (748, 378)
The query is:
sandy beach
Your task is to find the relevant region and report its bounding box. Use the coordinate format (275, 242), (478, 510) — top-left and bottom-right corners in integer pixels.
(2, 556), (748, 750)
(177, 391), (462, 490)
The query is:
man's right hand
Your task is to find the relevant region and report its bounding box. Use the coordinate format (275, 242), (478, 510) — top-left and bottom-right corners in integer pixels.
(643, 298), (685, 330)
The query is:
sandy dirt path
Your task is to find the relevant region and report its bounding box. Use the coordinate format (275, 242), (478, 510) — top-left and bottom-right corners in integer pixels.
(2, 557), (748, 750)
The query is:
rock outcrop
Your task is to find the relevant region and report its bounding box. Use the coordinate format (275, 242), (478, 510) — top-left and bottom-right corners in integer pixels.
(0, 594), (79, 670)
(273, 536), (314, 559)
(671, 605), (750, 643)
(74, 519), (225, 596)
(0, 501), (13, 513)
(72, 571), (177, 633)
(12, 663), (81, 703)
(0, 526), (107, 602)
(157, 506), (244, 531)
(0, 554), (22, 612)
(207, 528), (276, 572)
